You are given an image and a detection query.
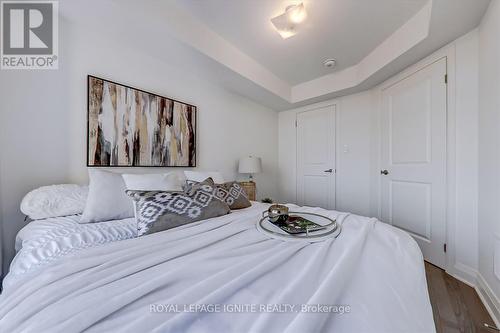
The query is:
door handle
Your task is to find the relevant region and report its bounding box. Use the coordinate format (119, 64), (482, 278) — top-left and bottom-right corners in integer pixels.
(324, 169), (333, 173)
(380, 169), (389, 175)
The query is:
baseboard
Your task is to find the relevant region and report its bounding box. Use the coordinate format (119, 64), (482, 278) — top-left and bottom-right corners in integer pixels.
(450, 264), (500, 328)
(450, 262), (478, 287)
(476, 273), (500, 328)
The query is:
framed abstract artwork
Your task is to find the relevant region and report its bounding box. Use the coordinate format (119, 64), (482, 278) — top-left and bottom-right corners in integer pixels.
(87, 75), (196, 167)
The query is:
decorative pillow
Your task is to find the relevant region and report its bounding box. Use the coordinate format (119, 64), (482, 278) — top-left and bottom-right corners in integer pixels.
(122, 173), (183, 191)
(184, 170), (225, 187)
(221, 181), (252, 209)
(186, 178), (251, 210)
(80, 169), (135, 223)
(20, 184), (89, 220)
(127, 180), (230, 236)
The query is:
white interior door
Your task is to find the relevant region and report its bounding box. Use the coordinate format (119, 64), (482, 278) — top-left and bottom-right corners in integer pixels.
(297, 105), (336, 209)
(381, 58), (447, 268)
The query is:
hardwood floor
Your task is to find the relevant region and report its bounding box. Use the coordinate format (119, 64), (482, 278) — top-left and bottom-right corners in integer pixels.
(425, 262), (495, 333)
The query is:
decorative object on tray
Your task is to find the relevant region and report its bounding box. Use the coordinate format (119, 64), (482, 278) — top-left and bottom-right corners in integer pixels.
(258, 204), (341, 242)
(261, 198), (273, 204)
(266, 204), (289, 223)
(274, 215), (327, 234)
(265, 204), (327, 234)
(87, 75), (196, 167)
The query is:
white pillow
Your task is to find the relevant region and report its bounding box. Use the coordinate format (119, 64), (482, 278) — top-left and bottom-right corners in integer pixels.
(184, 170), (225, 184)
(80, 169), (134, 223)
(20, 184), (89, 220)
(122, 173), (182, 191)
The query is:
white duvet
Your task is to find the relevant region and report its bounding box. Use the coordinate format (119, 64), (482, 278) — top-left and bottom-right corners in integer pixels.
(0, 203), (435, 333)
(8, 215), (136, 282)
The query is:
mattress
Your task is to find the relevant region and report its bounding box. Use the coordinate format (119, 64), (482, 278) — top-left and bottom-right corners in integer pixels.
(0, 202), (435, 333)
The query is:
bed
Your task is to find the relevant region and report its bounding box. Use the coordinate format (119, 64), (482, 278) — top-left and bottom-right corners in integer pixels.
(0, 202), (435, 333)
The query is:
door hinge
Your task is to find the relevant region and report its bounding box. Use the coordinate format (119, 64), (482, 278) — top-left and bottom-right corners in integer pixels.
(444, 243), (447, 253)
(444, 74), (448, 84)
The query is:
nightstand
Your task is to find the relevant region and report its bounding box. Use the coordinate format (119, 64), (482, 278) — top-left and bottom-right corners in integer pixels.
(239, 181), (256, 201)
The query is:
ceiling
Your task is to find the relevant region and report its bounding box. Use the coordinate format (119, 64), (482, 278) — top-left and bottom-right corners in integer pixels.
(61, 0), (491, 110)
(177, 0), (429, 85)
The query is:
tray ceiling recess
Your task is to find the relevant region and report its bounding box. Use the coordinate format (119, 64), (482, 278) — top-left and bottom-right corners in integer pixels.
(61, 0), (491, 110)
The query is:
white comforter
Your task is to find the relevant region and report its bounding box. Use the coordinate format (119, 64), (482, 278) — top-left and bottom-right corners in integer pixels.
(8, 215), (137, 282)
(0, 203), (435, 333)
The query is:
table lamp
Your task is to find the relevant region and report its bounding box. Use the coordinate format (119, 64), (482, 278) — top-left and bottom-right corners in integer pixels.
(238, 156), (262, 182)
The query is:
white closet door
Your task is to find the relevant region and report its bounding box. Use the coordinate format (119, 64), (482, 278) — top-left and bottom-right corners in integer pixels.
(296, 105), (336, 209)
(380, 58), (447, 268)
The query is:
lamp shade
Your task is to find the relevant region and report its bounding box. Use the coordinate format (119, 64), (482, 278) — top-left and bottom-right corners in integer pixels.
(238, 156), (262, 174)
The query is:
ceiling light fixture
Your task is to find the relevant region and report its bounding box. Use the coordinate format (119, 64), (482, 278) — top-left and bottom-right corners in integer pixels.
(271, 3), (307, 39)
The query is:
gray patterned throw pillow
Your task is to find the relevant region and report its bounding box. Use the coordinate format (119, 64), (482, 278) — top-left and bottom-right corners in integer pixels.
(127, 180), (230, 236)
(220, 182), (251, 209)
(185, 178), (251, 209)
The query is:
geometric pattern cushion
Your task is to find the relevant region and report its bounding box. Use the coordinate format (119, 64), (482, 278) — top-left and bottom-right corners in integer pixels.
(220, 181), (251, 209)
(185, 178), (251, 210)
(126, 179), (230, 236)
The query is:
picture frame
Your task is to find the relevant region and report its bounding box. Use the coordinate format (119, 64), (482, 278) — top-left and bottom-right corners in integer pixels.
(87, 75), (197, 167)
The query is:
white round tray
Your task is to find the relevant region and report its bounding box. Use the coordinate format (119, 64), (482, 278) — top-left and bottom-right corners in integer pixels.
(256, 211), (342, 243)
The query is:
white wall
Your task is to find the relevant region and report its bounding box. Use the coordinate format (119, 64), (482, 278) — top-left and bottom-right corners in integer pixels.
(454, 30), (479, 274)
(477, 0), (500, 321)
(335, 92), (376, 217)
(278, 29), (481, 290)
(0, 18), (279, 277)
(278, 91), (376, 217)
(277, 110), (297, 205)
